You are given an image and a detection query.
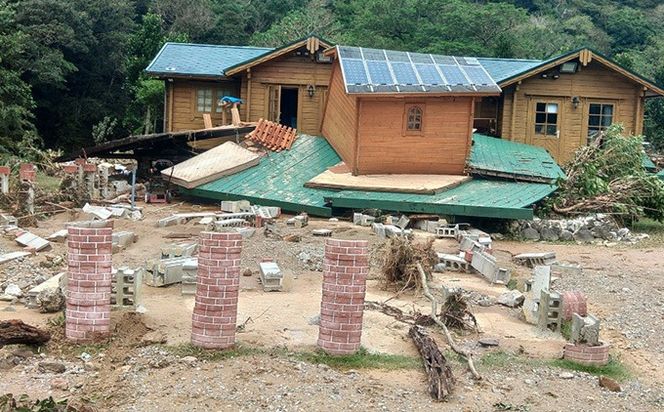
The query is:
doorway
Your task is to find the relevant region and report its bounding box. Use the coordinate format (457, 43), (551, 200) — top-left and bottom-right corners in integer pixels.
(279, 87), (298, 128)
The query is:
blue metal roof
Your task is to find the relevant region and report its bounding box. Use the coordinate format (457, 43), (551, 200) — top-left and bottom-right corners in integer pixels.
(475, 57), (542, 83)
(145, 42), (273, 78)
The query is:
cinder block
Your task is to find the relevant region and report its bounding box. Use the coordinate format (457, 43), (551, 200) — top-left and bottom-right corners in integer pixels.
(538, 289), (562, 333)
(259, 261), (283, 292)
(145, 257), (198, 287)
(221, 200), (251, 213)
(371, 223), (386, 239)
(160, 241), (198, 258)
(436, 224), (459, 238)
(570, 313), (600, 345)
(514, 252), (557, 268)
(436, 252), (469, 272)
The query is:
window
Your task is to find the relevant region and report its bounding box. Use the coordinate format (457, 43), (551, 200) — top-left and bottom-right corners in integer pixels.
(534, 102), (559, 137)
(215, 88), (235, 113)
(406, 106), (423, 132)
(588, 103), (613, 137)
(196, 89), (213, 112)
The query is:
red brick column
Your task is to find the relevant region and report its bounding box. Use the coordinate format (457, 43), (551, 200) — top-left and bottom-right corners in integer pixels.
(563, 342), (610, 366)
(19, 163), (36, 182)
(66, 223), (113, 342)
(318, 239), (369, 355)
(561, 291), (588, 321)
(191, 232), (242, 349)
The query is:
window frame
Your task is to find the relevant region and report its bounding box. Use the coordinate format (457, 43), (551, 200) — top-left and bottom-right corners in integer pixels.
(196, 88), (213, 113)
(587, 102), (614, 137)
(403, 104), (425, 136)
(533, 101), (560, 138)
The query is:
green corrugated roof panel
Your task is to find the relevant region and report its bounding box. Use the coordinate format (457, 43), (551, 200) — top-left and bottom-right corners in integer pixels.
(643, 153), (657, 171)
(181, 135), (340, 216)
(326, 179), (557, 220)
(145, 43), (273, 78)
(657, 169), (664, 180)
(469, 134), (564, 182)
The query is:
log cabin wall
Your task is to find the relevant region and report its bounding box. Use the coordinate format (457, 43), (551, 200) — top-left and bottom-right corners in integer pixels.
(238, 51), (332, 135)
(355, 96), (475, 175)
(167, 79), (242, 132)
(499, 59), (645, 164)
(320, 61), (358, 171)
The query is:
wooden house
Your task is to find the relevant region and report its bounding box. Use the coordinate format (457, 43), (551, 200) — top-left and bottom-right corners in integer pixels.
(474, 48), (664, 163)
(145, 35), (333, 135)
(321, 46), (501, 175)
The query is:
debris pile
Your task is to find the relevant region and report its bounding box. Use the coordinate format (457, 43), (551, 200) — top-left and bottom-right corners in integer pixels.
(381, 237), (437, 291)
(515, 214), (649, 243)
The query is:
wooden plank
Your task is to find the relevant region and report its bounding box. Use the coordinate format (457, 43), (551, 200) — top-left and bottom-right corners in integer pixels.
(203, 113), (212, 129)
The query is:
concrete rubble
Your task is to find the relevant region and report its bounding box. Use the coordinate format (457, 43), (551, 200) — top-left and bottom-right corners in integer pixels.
(15, 231), (50, 252)
(26, 273), (65, 311)
(497, 290), (525, 308)
(160, 241), (198, 258)
(0, 251), (32, 265)
(515, 214), (650, 243)
(112, 231), (137, 253)
(570, 313), (600, 345)
(522, 265), (551, 324)
(145, 257), (198, 287)
(513, 252), (557, 267)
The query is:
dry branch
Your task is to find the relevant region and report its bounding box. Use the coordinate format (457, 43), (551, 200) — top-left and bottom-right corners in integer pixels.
(408, 325), (455, 401)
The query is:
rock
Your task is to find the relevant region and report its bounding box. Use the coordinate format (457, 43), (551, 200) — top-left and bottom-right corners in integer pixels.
(521, 227), (540, 241)
(490, 233), (505, 240)
(0, 294), (16, 302)
(540, 227), (559, 241)
(2, 306), (16, 312)
(308, 314), (321, 325)
(598, 376), (621, 392)
(180, 356), (198, 366)
(50, 377), (69, 391)
(559, 372), (574, 379)
(39, 361), (66, 374)
(497, 290), (524, 308)
(242, 268), (253, 277)
(37, 287), (65, 313)
(80, 352), (92, 362)
(560, 230), (574, 241)
(141, 331), (167, 345)
(617, 228), (630, 238)
(573, 229), (594, 243)
(3, 284), (22, 297)
(0, 357), (18, 370)
(478, 338), (499, 347)
(328, 218), (339, 222)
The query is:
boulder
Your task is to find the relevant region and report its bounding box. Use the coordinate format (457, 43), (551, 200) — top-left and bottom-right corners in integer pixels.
(540, 227), (560, 241)
(36, 288), (65, 313)
(573, 229), (594, 243)
(497, 290), (525, 308)
(521, 227), (540, 241)
(560, 230), (574, 241)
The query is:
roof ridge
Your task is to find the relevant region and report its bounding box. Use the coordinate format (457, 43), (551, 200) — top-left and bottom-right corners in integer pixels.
(477, 57), (543, 62)
(162, 42), (274, 50)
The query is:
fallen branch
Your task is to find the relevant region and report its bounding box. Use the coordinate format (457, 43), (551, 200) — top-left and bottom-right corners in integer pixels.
(408, 325), (455, 401)
(416, 263), (481, 380)
(364, 300), (434, 326)
(0, 320), (51, 347)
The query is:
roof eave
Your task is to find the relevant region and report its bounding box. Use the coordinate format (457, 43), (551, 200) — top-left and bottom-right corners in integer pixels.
(145, 71), (230, 81)
(349, 91), (501, 98)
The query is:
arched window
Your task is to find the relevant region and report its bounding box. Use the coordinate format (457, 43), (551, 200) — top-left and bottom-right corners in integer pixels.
(406, 106), (423, 132)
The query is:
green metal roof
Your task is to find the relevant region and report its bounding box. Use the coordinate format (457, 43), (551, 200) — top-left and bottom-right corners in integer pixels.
(642, 153), (657, 171)
(181, 135), (340, 216)
(145, 43), (273, 78)
(657, 169), (664, 180)
(469, 134), (564, 182)
(325, 179), (557, 220)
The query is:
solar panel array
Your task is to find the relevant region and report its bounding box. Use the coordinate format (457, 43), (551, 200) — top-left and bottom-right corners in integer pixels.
(337, 46), (501, 94)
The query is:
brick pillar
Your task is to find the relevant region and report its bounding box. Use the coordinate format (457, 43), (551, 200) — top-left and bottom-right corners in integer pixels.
(191, 232), (242, 349)
(318, 239), (369, 355)
(19, 163), (36, 182)
(561, 291), (588, 321)
(66, 222), (113, 342)
(0, 166), (9, 194)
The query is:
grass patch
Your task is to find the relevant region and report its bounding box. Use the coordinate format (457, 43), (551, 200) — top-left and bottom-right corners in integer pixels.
(631, 217), (664, 247)
(506, 278), (518, 290)
(560, 320), (572, 340)
(479, 351), (541, 369)
(160, 342), (263, 361)
(35, 173), (62, 192)
(295, 347), (420, 370)
(549, 357), (630, 381)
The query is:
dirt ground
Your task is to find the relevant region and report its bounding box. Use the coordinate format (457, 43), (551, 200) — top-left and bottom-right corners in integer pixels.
(1, 202), (663, 411)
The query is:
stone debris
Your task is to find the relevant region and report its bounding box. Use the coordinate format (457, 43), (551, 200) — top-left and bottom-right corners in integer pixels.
(598, 376), (622, 392)
(353, 213), (375, 227)
(0, 214), (17, 226)
(312, 229), (333, 237)
(112, 267), (143, 309)
(259, 261), (283, 292)
(515, 214), (650, 244)
(112, 231), (137, 253)
(570, 313), (600, 346)
(436, 252), (469, 272)
(145, 257), (198, 287)
(26, 272), (64, 310)
(0, 251), (31, 265)
(286, 213), (309, 228)
(497, 290), (525, 308)
(3, 284), (22, 297)
(513, 252), (557, 268)
(15, 231), (49, 252)
(46, 229), (68, 242)
(221, 200), (251, 213)
(160, 241), (198, 259)
(235, 227), (256, 239)
(478, 338), (499, 347)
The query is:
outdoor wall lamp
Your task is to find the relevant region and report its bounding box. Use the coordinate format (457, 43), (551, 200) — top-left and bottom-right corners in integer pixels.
(572, 96), (580, 109)
(307, 84), (315, 97)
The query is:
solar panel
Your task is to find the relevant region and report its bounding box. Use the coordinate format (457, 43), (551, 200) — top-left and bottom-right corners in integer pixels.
(366, 60), (393, 85)
(342, 59), (368, 84)
(439, 64), (468, 85)
(338, 46), (362, 59)
(432, 55), (456, 65)
(391, 61), (418, 85)
(409, 52), (434, 64)
(462, 66), (494, 85)
(415, 64), (443, 85)
(385, 50), (410, 62)
(361, 48), (387, 61)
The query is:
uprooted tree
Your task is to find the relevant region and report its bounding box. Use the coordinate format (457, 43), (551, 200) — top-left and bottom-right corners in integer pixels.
(550, 124), (664, 223)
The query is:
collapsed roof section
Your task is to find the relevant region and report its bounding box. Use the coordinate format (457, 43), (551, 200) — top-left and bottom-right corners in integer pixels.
(333, 45), (501, 95)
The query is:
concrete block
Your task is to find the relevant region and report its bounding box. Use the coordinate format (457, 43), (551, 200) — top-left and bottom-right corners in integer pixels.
(352, 213), (362, 225)
(384, 225), (403, 238)
(198, 216), (215, 225)
(538, 289), (562, 333)
(470, 249), (509, 284)
(372, 223), (386, 239)
(359, 215), (375, 226)
(571, 313), (600, 346)
(235, 227), (256, 238)
(287, 213), (309, 228)
(221, 200), (251, 213)
(181, 259), (198, 296)
(112, 231), (136, 252)
(531, 266), (551, 298)
(160, 241), (198, 258)
(514, 252), (557, 268)
(157, 215), (183, 227)
(145, 257), (197, 287)
(259, 261), (283, 292)
(0, 214), (17, 226)
(15, 231), (49, 251)
(46, 229), (68, 242)
(312, 229), (333, 237)
(213, 218), (247, 231)
(436, 252), (469, 272)
(82, 203), (113, 220)
(396, 215), (410, 229)
(436, 224), (458, 238)
(111, 267), (143, 309)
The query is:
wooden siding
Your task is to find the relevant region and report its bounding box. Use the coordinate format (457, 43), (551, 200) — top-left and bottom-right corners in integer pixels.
(498, 60), (645, 163)
(169, 80), (242, 132)
(321, 61), (357, 171)
(356, 96), (474, 175)
(239, 52), (332, 135)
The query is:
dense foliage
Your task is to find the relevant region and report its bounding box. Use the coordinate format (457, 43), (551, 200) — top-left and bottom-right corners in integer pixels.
(0, 0), (663, 155)
(550, 125), (664, 222)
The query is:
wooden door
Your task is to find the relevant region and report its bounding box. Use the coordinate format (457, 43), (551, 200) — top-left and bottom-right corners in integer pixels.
(527, 97), (564, 160)
(267, 85), (281, 123)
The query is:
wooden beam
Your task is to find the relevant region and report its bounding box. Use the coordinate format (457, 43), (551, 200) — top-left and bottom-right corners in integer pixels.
(246, 68), (252, 122)
(168, 81), (174, 132)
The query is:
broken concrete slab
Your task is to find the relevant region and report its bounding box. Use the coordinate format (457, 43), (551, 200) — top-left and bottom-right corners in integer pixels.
(497, 290), (524, 308)
(0, 251), (31, 265)
(160, 242), (198, 259)
(46, 229), (68, 242)
(571, 313), (600, 346)
(15, 231), (49, 252)
(259, 261), (283, 292)
(26, 273), (65, 310)
(312, 229), (333, 237)
(157, 215), (183, 227)
(145, 257), (198, 287)
(221, 200), (251, 213)
(112, 231), (137, 253)
(82, 203), (113, 220)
